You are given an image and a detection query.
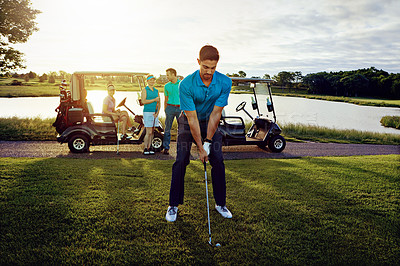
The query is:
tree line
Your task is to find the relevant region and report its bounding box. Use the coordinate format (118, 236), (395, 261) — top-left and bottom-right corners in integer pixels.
(228, 67), (400, 99)
(302, 67), (400, 99)
(3, 71), (71, 84)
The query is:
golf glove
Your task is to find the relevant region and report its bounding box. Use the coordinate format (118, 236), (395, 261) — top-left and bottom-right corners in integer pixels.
(203, 142), (211, 155)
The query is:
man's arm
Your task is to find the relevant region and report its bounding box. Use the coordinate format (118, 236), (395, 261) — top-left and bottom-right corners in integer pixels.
(185, 110), (208, 162)
(164, 95), (169, 111)
(206, 106), (224, 141)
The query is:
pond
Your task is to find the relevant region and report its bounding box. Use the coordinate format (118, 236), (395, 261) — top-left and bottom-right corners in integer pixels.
(0, 90), (399, 135)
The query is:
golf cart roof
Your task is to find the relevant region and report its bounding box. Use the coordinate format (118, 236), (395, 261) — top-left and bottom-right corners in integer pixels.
(230, 77), (274, 83)
(72, 71), (149, 77)
(70, 71), (149, 102)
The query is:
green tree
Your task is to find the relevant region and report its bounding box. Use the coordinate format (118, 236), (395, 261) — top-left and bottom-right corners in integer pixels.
(28, 71), (36, 79)
(38, 73), (47, 82)
(48, 75), (56, 83)
(59, 70), (68, 79)
(263, 73), (271, 79)
(238, 71), (246, 78)
(227, 73), (239, 77)
(340, 73), (369, 97)
(0, 0), (41, 73)
(275, 71), (295, 92)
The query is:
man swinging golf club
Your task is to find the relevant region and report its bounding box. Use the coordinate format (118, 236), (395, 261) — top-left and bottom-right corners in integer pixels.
(166, 45), (233, 222)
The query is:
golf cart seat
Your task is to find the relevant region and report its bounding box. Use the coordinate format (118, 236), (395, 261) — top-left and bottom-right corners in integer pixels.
(220, 116), (246, 136)
(86, 101), (94, 114)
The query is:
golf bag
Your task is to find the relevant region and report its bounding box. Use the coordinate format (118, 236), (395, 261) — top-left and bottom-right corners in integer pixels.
(53, 81), (73, 134)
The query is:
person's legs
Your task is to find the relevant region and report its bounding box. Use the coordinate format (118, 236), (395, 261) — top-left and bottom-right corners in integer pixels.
(144, 127), (154, 149)
(169, 114), (192, 206)
(120, 115), (127, 135)
(143, 127), (150, 148)
(173, 107), (181, 126)
(163, 106), (174, 150)
(208, 130), (226, 207)
(121, 111), (132, 128)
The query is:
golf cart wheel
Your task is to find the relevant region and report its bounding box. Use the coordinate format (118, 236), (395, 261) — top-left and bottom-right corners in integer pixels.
(268, 135), (286, 153)
(68, 134), (90, 153)
(151, 134), (163, 152)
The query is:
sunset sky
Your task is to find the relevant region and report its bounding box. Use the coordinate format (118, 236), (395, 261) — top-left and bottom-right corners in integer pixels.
(14, 0), (400, 77)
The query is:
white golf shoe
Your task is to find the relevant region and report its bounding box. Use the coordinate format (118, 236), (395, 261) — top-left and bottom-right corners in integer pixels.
(215, 205), (232, 218)
(165, 206), (178, 222)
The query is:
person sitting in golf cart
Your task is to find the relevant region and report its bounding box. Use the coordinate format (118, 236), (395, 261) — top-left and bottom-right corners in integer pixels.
(141, 75), (160, 155)
(102, 84), (132, 140)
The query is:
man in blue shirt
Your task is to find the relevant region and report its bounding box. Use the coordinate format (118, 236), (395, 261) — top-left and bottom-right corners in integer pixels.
(166, 45), (233, 222)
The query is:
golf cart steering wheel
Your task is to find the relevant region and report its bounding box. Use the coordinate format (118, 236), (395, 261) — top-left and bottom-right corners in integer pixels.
(236, 101), (247, 112)
(117, 97), (127, 108)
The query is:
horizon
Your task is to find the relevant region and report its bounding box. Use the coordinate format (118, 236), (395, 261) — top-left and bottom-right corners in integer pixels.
(11, 0), (400, 78)
(6, 66), (399, 79)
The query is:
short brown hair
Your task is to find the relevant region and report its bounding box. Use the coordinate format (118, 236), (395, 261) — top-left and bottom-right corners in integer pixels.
(199, 45), (219, 61)
(166, 68), (177, 76)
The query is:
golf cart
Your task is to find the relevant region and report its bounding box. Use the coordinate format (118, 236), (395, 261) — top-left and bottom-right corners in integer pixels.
(219, 77), (286, 152)
(53, 71), (164, 153)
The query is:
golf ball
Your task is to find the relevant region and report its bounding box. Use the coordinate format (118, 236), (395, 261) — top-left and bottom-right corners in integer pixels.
(216, 243), (221, 247)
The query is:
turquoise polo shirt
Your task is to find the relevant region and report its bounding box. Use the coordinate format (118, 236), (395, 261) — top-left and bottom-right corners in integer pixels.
(164, 79), (181, 105)
(143, 86), (159, 112)
(179, 70), (232, 121)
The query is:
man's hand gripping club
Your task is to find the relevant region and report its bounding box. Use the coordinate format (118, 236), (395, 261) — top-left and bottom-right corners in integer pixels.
(185, 106), (224, 163)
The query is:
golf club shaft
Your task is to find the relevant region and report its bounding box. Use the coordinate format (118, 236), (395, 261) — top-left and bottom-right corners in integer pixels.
(204, 162), (212, 245)
(153, 103), (158, 130)
(116, 121), (120, 154)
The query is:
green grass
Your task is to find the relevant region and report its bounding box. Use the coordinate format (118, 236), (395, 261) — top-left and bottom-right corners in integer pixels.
(289, 95), (400, 108)
(0, 78), (60, 97)
(0, 155), (399, 264)
(381, 116), (400, 129)
(0, 77), (163, 97)
(280, 123), (400, 145)
(1, 117), (399, 145)
(0, 117), (57, 140)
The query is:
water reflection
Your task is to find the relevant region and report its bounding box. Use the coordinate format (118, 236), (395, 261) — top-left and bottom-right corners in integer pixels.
(0, 90), (399, 135)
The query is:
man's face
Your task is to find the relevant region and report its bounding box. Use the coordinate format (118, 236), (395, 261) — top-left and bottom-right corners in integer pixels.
(198, 59), (218, 81)
(166, 71), (175, 82)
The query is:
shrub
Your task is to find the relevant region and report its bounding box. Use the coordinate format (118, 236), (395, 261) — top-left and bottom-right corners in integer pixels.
(10, 80), (22, 86)
(380, 116), (400, 129)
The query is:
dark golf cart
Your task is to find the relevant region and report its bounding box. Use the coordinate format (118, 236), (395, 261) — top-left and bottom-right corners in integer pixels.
(53, 71), (164, 153)
(219, 77), (286, 152)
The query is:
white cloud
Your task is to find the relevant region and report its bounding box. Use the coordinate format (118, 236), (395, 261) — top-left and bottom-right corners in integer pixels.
(13, 0), (400, 77)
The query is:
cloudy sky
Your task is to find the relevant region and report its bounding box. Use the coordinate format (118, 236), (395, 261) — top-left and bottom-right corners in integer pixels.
(14, 0), (400, 77)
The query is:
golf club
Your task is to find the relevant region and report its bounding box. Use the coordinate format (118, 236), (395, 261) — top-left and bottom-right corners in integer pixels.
(204, 162), (221, 247)
(116, 121), (120, 155)
(204, 161), (212, 245)
(150, 103), (158, 152)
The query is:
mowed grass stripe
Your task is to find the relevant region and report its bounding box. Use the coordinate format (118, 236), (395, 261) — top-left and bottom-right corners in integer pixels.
(0, 155), (399, 265)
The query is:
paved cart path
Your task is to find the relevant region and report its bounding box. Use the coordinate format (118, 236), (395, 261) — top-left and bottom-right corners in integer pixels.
(0, 141), (398, 160)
